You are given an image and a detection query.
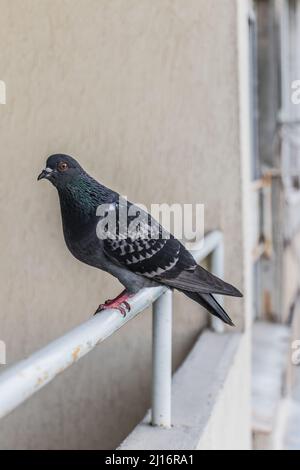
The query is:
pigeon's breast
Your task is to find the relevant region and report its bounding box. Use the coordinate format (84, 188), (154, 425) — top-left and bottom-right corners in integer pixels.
(62, 218), (106, 269)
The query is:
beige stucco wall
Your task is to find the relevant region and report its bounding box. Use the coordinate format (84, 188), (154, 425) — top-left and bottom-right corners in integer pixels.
(0, 0), (247, 449)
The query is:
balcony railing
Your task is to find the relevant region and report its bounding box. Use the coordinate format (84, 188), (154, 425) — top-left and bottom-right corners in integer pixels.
(0, 230), (224, 428)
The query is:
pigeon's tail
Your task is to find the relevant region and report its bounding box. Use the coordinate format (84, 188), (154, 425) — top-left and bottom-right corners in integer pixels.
(161, 265), (243, 298)
(182, 291), (235, 326)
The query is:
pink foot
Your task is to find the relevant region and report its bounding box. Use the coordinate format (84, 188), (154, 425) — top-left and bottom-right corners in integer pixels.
(94, 290), (133, 317)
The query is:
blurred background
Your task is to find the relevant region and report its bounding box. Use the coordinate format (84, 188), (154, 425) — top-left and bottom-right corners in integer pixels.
(0, 0), (299, 450)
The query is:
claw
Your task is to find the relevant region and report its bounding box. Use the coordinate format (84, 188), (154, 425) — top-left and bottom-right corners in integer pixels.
(93, 290), (133, 317)
(118, 305), (127, 317)
(122, 301), (131, 312)
(94, 304), (105, 315)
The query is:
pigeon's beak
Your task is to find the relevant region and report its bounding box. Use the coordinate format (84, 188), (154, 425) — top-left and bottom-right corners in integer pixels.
(37, 168), (53, 181)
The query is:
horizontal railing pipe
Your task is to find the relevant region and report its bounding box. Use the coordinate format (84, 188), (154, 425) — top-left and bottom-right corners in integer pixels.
(0, 286), (166, 420)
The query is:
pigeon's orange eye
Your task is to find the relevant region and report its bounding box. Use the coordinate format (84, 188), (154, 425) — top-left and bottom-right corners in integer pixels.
(58, 162), (68, 172)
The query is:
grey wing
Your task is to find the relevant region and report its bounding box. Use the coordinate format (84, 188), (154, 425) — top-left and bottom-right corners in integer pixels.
(102, 203), (241, 297)
(102, 200), (196, 278)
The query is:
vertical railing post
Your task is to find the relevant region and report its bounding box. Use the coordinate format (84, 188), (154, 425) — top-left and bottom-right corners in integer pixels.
(151, 289), (172, 428)
(211, 234), (225, 333)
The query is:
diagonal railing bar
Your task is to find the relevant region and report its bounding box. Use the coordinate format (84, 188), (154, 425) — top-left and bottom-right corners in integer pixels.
(0, 231), (224, 426)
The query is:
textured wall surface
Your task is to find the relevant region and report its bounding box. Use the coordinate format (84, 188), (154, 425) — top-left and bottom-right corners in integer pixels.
(0, 0), (245, 449)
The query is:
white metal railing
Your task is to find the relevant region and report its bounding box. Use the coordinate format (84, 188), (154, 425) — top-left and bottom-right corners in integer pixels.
(0, 230), (224, 428)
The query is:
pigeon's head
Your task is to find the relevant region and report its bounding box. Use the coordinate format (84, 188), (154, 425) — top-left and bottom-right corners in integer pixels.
(38, 154), (84, 188)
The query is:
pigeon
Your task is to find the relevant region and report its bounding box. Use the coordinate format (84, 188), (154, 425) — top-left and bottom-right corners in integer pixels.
(38, 154), (242, 325)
